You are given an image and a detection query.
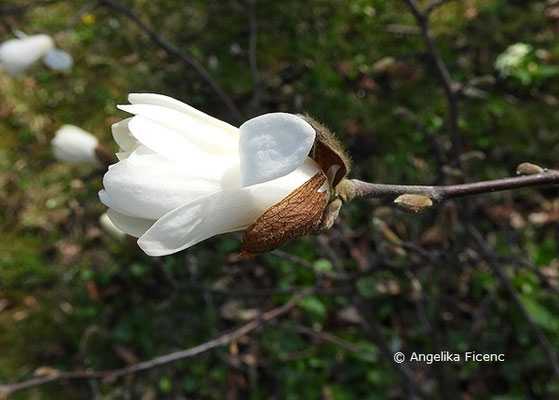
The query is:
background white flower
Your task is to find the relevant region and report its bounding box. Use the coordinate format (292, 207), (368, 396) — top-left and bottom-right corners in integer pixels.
(100, 93), (322, 256)
(0, 33), (73, 76)
(52, 125), (100, 164)
(0, 34), (54, 75)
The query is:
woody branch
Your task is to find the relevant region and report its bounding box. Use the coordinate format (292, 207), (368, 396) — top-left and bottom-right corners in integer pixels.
(0, 290), (311, 396)
(349, 168), (559, 202)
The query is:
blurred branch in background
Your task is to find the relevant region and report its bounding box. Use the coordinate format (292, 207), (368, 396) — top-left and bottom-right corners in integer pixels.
(425, 0), (456, 16)
(98, 0), (244, 123)
(246, 0), (261, 116)
(403, 0), (462, 169)
(468, 225), (559, 378)
(0, 0), (58, 15)
(0, 289), (312, 396)
(353, 294), (430, 400)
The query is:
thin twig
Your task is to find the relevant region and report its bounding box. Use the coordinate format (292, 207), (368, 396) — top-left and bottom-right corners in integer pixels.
(393, 106), (446, 181)
(403, 0), (461, 164)
(383, 24), (422, 35)
(353, 294), (430, 399)
(246, 0), (261, 115)
(349, 169), (559, 201)
(467, 225), (559, 378)
(98, 0), (244, 124)
(62, 1), (99, 31)
(0, 289), (311, 396)
(0, 0), (57, 14)
(496, 255), (559, 295)
(425, 0), (455, 15)
(271, 249), (348, 280)
(175, 282), (352, 297)
(291, 325), (375, 356)
(466, 285), (499, 347)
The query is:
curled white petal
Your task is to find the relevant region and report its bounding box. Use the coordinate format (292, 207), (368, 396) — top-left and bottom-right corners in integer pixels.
(126, 115), (221, 162)
(105, 209), (154, 238)
(239, 113), (316, 187)
(128, 93), (238, 134)
(0, 34), (54, 75)
(118, 104), (238, 153)
(99, 212), (127, 241)
(111, 117), (138, 152)
(52, 125), (99, 164)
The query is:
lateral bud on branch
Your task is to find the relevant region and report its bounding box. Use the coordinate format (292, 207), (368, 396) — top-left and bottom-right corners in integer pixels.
(516, 162), (544, 176)
(394, 194), (433, 213)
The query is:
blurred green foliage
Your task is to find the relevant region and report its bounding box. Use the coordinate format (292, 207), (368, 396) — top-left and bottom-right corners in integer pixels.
(1, 0), (559, 399)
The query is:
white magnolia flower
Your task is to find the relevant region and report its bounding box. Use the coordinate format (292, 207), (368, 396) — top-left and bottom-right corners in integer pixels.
(100, 93), (324, 256)
(0, 33), (72, 76)
(52, 125), (100, 164)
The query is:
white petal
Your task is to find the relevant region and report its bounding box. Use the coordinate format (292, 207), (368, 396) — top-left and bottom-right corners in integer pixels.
(99, 189), (135, 217)
(115, 152), (130, 161)
(239, 113), (316, 187)
(102, 152), (239, 220)
(137, 190), (259, 256)
(126, 115), (241, 173)
(111, 117), (137, 151)
(0, 34), (54, 75)
(52, 125), (99, 164)
(128, 93), (238, 134)
(99, 212), (127, 241)
(42, 47), (73, 71)
(248, 158), (323, 210)
(118, 104), (238, 153)
(127, 115), (202, 161)
(137, 158), (322, 256)
(106, 209), (155, 238)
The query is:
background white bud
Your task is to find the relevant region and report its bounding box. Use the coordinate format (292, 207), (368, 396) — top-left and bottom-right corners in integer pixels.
(52, 125), (100, 165)
(0, 34), (54, 76)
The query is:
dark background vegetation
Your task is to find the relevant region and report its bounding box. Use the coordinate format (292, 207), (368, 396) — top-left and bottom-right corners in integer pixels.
(1, 0), (559, 398)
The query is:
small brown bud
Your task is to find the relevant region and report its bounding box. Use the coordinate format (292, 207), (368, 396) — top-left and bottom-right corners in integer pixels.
(442, 166), (464, 179)
(516, 162), (544, 175)
(372, 57), (396, 73)
(33, 366), (59, 377)
(459, 150), (486, 164)
(394, 194), (433, 213)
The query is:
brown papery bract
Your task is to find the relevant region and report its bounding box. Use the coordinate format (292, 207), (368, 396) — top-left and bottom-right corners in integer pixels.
(240, 172), (329, 257)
